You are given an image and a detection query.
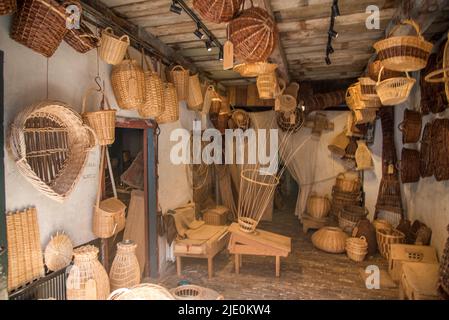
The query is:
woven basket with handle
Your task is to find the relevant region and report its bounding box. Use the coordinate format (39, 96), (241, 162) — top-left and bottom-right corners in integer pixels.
(345, 236), (368, 262)
(0, 0), (16, 15)
(64, 21), (100, 54)
(229, 0), (278, 63)
(98, 27), (130, 65)
(170, 65), (190, 101)
(376, 228), (405, 259)
(257, 72), (277, 100)
(373, 19), (433, 72)
(93, 147), (126, 239)
(10, 0), (73, 57)
(139, 56), (165, 118)
(156, 83), (179, 124)
(233, 62), (277, 77)
(187, 73), (204, 111)
(111, 55), (146, 110)
(82, 88), (116, 146)
(193, 0), (242, 23)
(376, 67), (416, 106)
(275, 79), (297, 112)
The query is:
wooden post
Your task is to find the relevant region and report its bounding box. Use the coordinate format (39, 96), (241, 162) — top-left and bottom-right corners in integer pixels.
(275, 256), (280, 277)
(234, 254), (240, 274)
(207, 257), (213, 279)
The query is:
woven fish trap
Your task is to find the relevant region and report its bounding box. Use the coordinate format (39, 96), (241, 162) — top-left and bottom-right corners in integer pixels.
(193, 0), (242, 23)
(64, 21), (100, 54)
(0, 0), (16, 15)
(109, 240), (140, 291)
(111, 57), (146, 110)
(44, 232), (73, 272)
(139, 57), (164, 118)
(108, 284), (174, 300)
(8, 100), (96, 202)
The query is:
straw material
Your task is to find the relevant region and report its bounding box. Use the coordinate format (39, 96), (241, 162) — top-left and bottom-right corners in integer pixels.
(345, 237), (368, 262)
(354, 108), (378, 125)
(170, 65), (190, 101)
(109, 240), (140, 291)
(376, 67), (416, 106)
(98, 27), (130, 65)
(10, 0), (71, 57)
(328, 130), (350, 157)
(346, 83), (364, 110)
(373, 219), (392, 232)
(331, 186), (361, 218)
(355, 140), (374, 171)
(233, 62), (277, 77)
(112, 58), (146, 110)
(64, 22), (99, 54)
(66, 245), (110, 300)
(156, 83), (179, 124)
(424, 33), (449, 103)
(0, 0), (16, 15)
(376, 228), (405, 259)
(231, 109), (251, 130)
(202, 85), (217, 114)
(108, 284), (174, 300)
(275, 79), (297, 112)
(139, 57), (164, 118)
(187, 73), (204, 111)
(8, 100), (96, 202)
(257, 72), (277, 99)
(373, 19), (433, 72)
(306, 193), (331, 219)
(368, 60), (402, 81)
(44, 232), (73, 272)
(193, 0), (242, 23)
(335, 172), (360, 193)
(6, 208), (45, 292)
(229, 1), (278, 63)
(312, 227), (348, 254)
(82, 88), (116, 146)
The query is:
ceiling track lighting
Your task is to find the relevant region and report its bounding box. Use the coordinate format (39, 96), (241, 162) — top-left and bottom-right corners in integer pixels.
(218, 49), (223, 61)
(328, 28), (338, 39)
(332, 0), (340, 17)
(205, 40), (213, 52)
(327, 44), (334, 55)
(325, 56), (332, 65)
(170, 1), (182, 15)
(194, 28), (204, 40)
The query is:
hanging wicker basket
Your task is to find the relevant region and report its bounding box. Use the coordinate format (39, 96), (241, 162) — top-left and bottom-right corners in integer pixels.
(400, 148), (420, 184)
(335, 172), (360, 193)
(187, 73), (204, 111)
(328, 130), (350, 157)
(0, 0), (16, 15)
(257, 72), (277, 100)
(111, 57), (146, 110)
(229, 0), (278, 63)
(170, 65), (190, 102)
(156, 83), (179, 124)
(353, 108), (378, 125)
(98, 27), (130, 65)
(346, 83), (364, 110)
(193, 0), (242, 23)
(10, 0), (73, 57)
(82, 88), (116, 146)
(64, 22), (100, 54)
(8, 100), (96, 202)
(231, 109), (251, 130)
(233, 62), (277, 77)
(424, 33), (449, 103)
(373, 19), (433, 72)
(355, 140), (374, 171)
(376, 67), (416, 105)
(139, 57), (165, 119)
(432, 119), (449, 182)
(275, 79), (297, 112)
(420, 122), (433, 178)
(44, 232), (73, 272)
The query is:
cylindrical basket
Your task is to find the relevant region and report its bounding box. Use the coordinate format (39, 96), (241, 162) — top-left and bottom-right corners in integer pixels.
(139, 57), (165, 119)
(376, 228), (405, 259)
(111, 57), (146, 110)
(109, 240), (140, 291)
(187, 73), (204, 111)
(345, 236), (368, 262)
(257, 73), (277, 100)
(193, 0), (242, 23)
(170, 65), (190, 101)
(98, 27), (130, 65)
(400, 148), (420, 184)
(156, 83), (179, 124)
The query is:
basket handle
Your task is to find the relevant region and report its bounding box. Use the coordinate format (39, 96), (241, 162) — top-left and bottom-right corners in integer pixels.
(398, 121), (405, 132)
(172, 65), (186, 72)
(105, 146), (118, 199)
(388, 19), (423, 40)
(103, 27), (114, 35)
(119, 34), (130, 43)
(377, 66), (385, 85)
(96, 146), (106, 207)
(278, 78), (286, 95)
(143, 54), (155, 73)
(424, 67), (449, 83)
(84, 125), (99, 149)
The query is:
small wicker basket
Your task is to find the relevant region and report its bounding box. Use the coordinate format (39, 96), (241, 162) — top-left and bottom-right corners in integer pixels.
(98, 27), (130, 65)
(257, 72), (277, 100)
(170, 65), (190, 101)
(187, 73), (204, 111)
(376, 67), (416, 106)
(44, 232), (73, 272)
(139, 56), (165, 119)
(64, 22), (100, 54)
(376, 228), (405, 259)
(233, 62), (277, 77)
(111, 57), (146, 110)
(345, 236), (368, 262)
(157, 83), (179, 124)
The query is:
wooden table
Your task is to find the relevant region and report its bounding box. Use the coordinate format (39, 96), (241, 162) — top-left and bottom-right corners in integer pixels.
(227, 223), (291, 277)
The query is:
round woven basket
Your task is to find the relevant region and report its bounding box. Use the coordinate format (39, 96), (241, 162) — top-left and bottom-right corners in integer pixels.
(108, 284), (174, 300)
(170, 285), (206, 300)
(193, 0), (242, 23)
(229, 1), (278, 63)
(139, 57), (164, 118)
(311, 227), (348, 254)
(376, 228), (405, 259)
(98, 27), (130, 65)
(0, 0), (16, 15)
(306, 192), (331, 219)
(375, 67), (416, 106)
(111, 58), (146, 110)
(170, 65), (190, 102)
(157, 83), (179, 124)
(373, 19), (433, 72)
(233, 62), (277, 77)
(345, 236), (368, 262)
(231, 109), (251, 130)
(44, 232), (73, 271)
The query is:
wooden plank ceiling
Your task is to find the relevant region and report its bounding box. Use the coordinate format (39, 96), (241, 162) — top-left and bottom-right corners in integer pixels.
(101, 0), (449, 86)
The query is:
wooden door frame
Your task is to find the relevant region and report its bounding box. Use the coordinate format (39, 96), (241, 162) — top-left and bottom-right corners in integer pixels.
(0, 50), (6, 280)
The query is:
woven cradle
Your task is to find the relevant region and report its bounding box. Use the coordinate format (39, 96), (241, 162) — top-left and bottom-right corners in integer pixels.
(139, 57), (164, 118)
(109, 240), (140, 291)
(66, 245), (110, 300)
(82, 88), (116, 146)
(156, 83), (179, 124)
(193, 0), (242, 23)
(98, 27), (130, 65)
(108, 284), (174, 300)
(187, 73), (203, 111)
(420, 122), (433, 178)
(431, 118), (449, 181)
(64, 22), (99, 54)
(111, 58), (146, 110)
(376, 67), (416, 106)
(229, 1), (278, 63)
(170, 65), (190, 102)
(8, 100), (96, 202)
(233, 62), (277, 77)
(44, 232), (73, 272)
(0, 0), (16, 15)
(373, 19), (433, 72)
(10, 0), (71, 57)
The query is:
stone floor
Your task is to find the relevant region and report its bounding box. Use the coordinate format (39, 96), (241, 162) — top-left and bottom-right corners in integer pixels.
(156, 204), (399, 300)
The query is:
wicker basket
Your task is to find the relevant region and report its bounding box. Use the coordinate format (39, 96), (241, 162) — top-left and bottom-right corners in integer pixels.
(229, 1), (278, 63)
(359, 77), (378, 99)
(368, 60), (402, 81)
(231, 109), (251, 130)
(276, 108), (305, 133)
(257, 73), (277, 100)
(0, 0), (16, 15)
(157, 83), (179, 124)
(44, 232), (73, 272)
(170, 65), (190, 101)
(210, 96), (223, 114)
(346, 83), (364, 110)
(10, 0), (71, 57)
(108, 284), (174, 300)
(420, 122), (433, 178)
(93, 147), (127, 239)
(338, 213), (358, 234)
(111, 57), (146, 110)
(400, 148), (420, 184)
(170, 285), (206, 300)
(340, 205), (369, 223)
(109, 240), (140, 291)
(187, 73), (204, 111)
(311, 227), (348, 254)
(139, 57), (164, 119)
(373, 19), (433, 72)
(233, 62), (277, 77)
(376, 228), (405, 259)
(346, 236), (368, 262)
(64, 22), (100, 54)
(306, 192), (331, 219)
(424, 33), (449, 103)
(275, 79), (297, 112)
(202, 85), (217, 114)
(8, 100), (96, 202)
(372, 219), (393, 231)
(335, 172), (360, 193)
(98, 27), (130, 65)
(430, 119), (449, 181)
(193, 0), (242, 23)
(399, 109), (422, 144)
(354, 108), (378, 125)
(82, 88), (116, 146)
(376, 67), (416, 106)
(328, 131), (350, 157)
(355, 139), (374, 171)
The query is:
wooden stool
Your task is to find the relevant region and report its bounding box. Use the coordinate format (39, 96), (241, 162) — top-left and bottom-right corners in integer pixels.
(227, 223), (291, 277)
(301, 214), (328, 233)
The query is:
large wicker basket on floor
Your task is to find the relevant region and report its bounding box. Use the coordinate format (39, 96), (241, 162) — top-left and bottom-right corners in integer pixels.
(376, 228), (405, 259)
(193, 0), (242, 23)
(156, 83), (179, 124)
(82, 88), (116, 146)
(10, 0), (71, 57)
(312, 227), (348, 254)
(228, 0), (278, 63)
(64, 22), (100, 54)
(8, 100), (96, 202)
(0, 0), (16, 15)
(376, 67), (416, 106)
(170, 65), (190, 101)
(345, 236), (368, 262)
(98, 27), (130, 65)
(140, 57), (164, 118)
(111, 57), (146, 110)
(373, 19), (433, 72)
(108, 284), (174, 300)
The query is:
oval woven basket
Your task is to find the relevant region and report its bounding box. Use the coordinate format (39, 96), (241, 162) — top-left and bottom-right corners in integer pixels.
(140, 57), (165, 118)
(108, 284), (175, 300)
(229, 1), (278, 63)
(376, 228), (405, 259)
(187, 73), (204, 111)
(8, 100), (96, 202)
(0, 0), (16, 15)
(345, 236), (368, 262)
(400, 148), (420, 184)
(233, 62), (277, 77)
(398, 109), (422, 144)
(98, 27), (130, 65)
(376, 67), (416, 106)
(44, 232), (73, 272)
(111, 58), (146, 110)
(276, 108), (304, 133)
(312, 227), (348, 254)
(193, 0), (242, 23)
(64, 22), (100, 54)
(306, 192), (331, 219)
(373, 19), (433, 72)
(170, 65), (190, 102)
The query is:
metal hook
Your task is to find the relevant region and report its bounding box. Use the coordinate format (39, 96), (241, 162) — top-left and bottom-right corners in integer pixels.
(94, 76), (103, 92)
